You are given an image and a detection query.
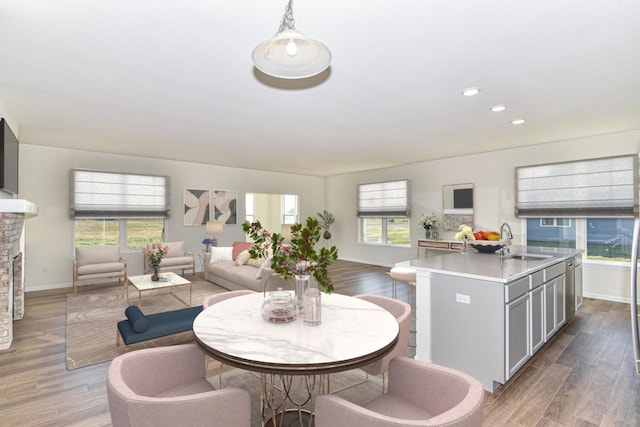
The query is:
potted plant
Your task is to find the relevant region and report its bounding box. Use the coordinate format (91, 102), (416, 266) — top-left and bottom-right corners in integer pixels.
(143, 243), (168, 281)
(419, 213), (438, 238)
(317, 210), (335, 240)
(242, 217), (339, 293)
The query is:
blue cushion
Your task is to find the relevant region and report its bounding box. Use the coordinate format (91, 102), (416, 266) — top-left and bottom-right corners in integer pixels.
(125, 305), (149, 333)
(118, 305), (203, 346)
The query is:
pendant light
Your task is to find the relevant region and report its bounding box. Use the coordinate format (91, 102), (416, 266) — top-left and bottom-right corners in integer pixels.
(252, 0), (331, 79)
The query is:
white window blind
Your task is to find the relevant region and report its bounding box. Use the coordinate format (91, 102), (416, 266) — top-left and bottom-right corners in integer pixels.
(71, 169), (170, 218)
(358, 179), (410, 217)
(515, 154), (638, 218)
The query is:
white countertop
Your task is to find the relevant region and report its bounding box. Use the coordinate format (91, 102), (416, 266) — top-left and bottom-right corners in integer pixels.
(406, 245), (583, 283)
(193, 292), (399, 374)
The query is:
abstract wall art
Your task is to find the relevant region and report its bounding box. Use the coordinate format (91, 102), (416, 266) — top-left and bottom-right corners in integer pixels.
(184, 188), (211, 226)
(213, 190), (237, 224)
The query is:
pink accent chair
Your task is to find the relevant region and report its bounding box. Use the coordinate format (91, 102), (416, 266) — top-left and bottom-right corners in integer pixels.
(107, 343), (251, 427)
(203, 289), (256, 309)
(315, 357), (484, 427)
(332, 294), (411, 393)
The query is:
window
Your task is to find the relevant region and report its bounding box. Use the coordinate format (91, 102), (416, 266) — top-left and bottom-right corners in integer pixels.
(74, 218), (164, 250)
(245, 193), (255, 223)
(282, 194), (298, 224)
(358, 180), (410, 246)
(71, 169), (169, 251)
(586, 218), (634, 262)
(540, 218), (571, 227)
(527, 218), (576, 248)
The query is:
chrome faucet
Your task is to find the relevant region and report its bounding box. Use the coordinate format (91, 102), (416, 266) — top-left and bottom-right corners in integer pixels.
(499, 222), (513, 256)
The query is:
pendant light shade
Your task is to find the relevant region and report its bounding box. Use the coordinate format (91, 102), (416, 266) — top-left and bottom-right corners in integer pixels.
(252, 1), (331, 79)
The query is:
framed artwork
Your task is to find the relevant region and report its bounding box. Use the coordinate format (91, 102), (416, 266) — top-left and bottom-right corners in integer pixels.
(184, 189), (211, 226)
(213, 190), (237, 225)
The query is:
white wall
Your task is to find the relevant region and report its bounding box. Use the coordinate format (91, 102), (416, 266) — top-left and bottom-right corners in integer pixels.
(19, 144), (325, 291)
(326, 130), (640, 302)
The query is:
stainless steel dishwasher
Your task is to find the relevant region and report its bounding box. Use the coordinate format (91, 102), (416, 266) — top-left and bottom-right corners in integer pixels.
(565, 255), (582, 321)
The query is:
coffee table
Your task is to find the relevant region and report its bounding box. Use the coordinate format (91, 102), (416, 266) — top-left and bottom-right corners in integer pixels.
(126, 272), (192, 307)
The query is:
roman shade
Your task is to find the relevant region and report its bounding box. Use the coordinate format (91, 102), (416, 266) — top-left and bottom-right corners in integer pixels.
(71, 169), (170, 218)
(515, 154), (639, 218)
(357, 179), (410, 217)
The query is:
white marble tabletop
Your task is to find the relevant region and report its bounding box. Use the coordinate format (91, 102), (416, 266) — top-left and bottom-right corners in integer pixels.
(193, 292), (399, 375)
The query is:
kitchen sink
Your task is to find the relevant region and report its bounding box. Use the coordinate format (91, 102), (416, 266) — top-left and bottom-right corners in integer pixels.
(505, 253), (552, 261)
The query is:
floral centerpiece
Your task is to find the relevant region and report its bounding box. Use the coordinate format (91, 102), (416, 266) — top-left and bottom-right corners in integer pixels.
(201, 238), (214, 253)
(143, 243), (168, 280)
(419, 213), (438, 238)
(454, 225), (475, 254)
(455, 225), (475, 241)
(242, 217), (339, 294)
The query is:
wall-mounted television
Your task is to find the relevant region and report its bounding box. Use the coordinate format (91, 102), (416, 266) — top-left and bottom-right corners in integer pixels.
(0, 118), (19, 195)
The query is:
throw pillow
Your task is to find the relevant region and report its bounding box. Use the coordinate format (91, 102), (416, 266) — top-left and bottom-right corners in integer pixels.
(125, 305), (149, 333)
(256, 256), (273, 279)
(209, 246), (233, 264)
(232, 241), (253, 260)
(247, 256), (266, 268)
(235, 249), (250, 265)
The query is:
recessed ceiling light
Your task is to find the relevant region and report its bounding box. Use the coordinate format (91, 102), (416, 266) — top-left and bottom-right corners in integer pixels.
(461, 87), (481, 97)
(490, 104), (507, 112)
(511, 118), (526, 125)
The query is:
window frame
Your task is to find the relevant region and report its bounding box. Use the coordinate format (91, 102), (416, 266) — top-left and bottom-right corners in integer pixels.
(73, 218), (166, 253)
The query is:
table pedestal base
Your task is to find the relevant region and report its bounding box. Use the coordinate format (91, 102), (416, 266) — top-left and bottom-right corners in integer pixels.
(261, 373), (329, 427)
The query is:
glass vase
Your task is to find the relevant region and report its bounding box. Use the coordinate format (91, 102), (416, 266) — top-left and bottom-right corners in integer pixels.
(461, 237), (469, 254)
(151, 266), (160, 281)
(294, 274), (310, 314)
(303, 281), (321, 326)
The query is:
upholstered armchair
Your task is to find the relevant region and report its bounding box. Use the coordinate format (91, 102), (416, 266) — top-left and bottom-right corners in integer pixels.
(107, 343), (251, 427)
(332, 294), (411, 393)
(143, 241), (195, 275)
(72, 245), (127, 295)
(315, 357), (484, 427)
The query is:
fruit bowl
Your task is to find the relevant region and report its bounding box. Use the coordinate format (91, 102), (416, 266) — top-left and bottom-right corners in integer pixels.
(470, 240), (504, 254)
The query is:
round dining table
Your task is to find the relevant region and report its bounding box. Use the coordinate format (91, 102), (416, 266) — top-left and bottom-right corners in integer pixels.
(193, 291), (400, 426)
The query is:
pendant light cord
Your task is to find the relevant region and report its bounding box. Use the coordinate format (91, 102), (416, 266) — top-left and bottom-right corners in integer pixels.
(276, 0), (296, 35)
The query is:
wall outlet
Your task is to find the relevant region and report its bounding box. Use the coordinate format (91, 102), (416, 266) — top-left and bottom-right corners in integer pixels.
(456, 293), (471, 304)
(42, 266), (48, 273)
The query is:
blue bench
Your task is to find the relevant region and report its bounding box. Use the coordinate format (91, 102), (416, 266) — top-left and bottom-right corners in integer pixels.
(117, 305), (203, 347)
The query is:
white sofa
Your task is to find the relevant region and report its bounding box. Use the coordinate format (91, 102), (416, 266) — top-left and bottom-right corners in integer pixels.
(203, 242), (289, 292)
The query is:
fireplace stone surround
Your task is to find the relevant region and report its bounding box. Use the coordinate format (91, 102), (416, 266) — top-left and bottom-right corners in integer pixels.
(0, 199), (37, 350)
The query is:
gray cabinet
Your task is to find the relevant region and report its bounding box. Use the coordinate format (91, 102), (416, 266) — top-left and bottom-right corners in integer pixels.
(576, 263), (583, 309)
(530, 285), (545, 353)
(506, 292), (530, 379)
(543, 262), (566, 340)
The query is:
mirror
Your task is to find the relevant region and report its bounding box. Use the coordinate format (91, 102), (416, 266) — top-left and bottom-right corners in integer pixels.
(245, 193), (299, 234)
(442, 184), (474, 231)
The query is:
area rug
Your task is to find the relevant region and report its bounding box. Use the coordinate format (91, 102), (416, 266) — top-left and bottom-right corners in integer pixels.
(219, 368), (384, 427)
(65, 275), (226, 370)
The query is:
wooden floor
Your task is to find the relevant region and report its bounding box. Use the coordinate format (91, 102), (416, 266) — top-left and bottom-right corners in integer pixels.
(0, 260), (638, 426)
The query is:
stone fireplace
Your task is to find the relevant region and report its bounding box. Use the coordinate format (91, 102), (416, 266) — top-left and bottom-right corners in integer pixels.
(0, 199), (37, 350)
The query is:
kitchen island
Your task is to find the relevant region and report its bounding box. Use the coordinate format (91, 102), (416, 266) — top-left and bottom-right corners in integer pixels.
(403, 245), (583, 392)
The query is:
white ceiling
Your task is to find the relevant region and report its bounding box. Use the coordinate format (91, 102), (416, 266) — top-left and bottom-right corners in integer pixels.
(1, 0), (639, 177)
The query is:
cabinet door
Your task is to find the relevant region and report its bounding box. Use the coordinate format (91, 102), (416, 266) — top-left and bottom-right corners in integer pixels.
(545, 280), (556, 340)
(506, 292), (530, 380)
(530, 286), (545, 353)
(575, 264), (583, 309)
(556, 275), (566, 328)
